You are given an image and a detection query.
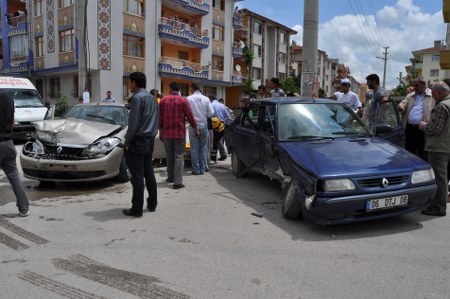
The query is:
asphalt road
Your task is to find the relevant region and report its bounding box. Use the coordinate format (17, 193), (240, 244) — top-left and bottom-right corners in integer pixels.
(0, 145), (449, 298)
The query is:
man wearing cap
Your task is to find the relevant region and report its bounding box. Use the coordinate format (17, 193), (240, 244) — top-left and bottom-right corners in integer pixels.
(337, 78), (362, 115)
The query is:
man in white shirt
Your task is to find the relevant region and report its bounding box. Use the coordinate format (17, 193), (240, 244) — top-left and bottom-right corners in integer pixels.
(187, 83), (215, 175)
(102, 90), (116, 102)
(338, 78), (362, 115)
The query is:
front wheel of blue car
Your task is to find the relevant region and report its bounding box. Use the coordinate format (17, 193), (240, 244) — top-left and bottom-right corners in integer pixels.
(281, 181), (302, 219)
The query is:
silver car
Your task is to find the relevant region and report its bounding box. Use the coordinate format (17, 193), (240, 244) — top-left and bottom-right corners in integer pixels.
(20, 103), (165, 183)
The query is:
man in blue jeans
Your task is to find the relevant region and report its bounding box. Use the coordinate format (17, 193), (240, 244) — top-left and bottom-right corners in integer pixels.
(187, 83), (214, 175)
(0, 93), (30, 217)
(123, 72), (159, 217)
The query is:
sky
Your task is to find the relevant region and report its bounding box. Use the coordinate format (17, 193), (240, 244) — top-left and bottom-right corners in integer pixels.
(236, 0), (446, 89)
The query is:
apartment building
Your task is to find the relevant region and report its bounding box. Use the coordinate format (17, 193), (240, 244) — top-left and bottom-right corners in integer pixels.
(0, 0), (243, 105)
(229, 8), (296, 103)
(408, 40), (446, 84)
(290, 45), (340, 98)
(440, 0), (450, 76)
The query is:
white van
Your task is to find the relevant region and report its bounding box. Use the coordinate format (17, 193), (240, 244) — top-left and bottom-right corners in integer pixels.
(0, 76), (49, 139)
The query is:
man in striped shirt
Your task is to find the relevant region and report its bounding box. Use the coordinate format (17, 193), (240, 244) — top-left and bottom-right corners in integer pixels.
(159, 81), (198, 189)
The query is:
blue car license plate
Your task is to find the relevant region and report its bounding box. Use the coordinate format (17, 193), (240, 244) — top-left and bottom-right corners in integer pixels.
(366, 195), (408, 211)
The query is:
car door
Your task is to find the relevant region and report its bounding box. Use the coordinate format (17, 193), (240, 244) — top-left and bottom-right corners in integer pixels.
(374, 99), (405, 147)
(232, 103), (264, 168)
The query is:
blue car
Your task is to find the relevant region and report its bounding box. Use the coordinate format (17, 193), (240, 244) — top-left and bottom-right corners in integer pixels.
(225, 98), (436, 225)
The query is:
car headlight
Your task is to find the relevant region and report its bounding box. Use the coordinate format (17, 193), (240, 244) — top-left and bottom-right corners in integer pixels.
(411, 169), (435, 184)
(81, 137), (121, 156)
(321, 179), (356, 192)
(14, 118), (20, 126)
(22, 139), (44, 156)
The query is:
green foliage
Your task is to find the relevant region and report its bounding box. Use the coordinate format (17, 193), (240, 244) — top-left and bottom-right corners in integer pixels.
(55, 94), (68, 117)
(242, 46), (254, 72)
(280, 76), (300, 94)
(391, 84), (407, 96)
(244, 79), (255, 97)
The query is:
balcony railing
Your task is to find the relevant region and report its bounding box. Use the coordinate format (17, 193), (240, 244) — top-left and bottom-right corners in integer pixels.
(233, 16), (243, 29)
(159, 56), (209, 80)
(167, 0), (210, 15)
(211, 70), (223, 81)
(9, 55), (28, 67)
(8, 14), (27, 28)
(232, 70), (242, 84)
(159, 17), (209, 48)
(232, 46), (242, 57)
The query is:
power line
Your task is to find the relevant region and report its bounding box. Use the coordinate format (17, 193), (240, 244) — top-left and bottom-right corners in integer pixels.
(348, 0), (379, 57)
(369, 0), (386, 46)
(354, 0), (383, 49)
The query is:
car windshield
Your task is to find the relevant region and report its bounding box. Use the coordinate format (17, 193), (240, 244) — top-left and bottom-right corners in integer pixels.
(277, 102), (370, 141)
(3, 89), (46, 108)
(63, 105), (127, 125)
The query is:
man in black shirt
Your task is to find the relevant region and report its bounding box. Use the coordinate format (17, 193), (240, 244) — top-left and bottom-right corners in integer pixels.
(0, 93), (30, 216)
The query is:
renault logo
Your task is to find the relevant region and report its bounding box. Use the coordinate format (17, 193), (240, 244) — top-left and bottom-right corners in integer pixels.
(56, 146), (63, 154)
(381, 178), (389, 188)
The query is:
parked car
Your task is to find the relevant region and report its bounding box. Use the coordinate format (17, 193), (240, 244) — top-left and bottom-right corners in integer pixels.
(225, 98), (436, 225)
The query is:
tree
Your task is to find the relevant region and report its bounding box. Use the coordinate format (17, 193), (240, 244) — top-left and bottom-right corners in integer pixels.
(390, 84), (407, 96)
(280, 76), (300, 94)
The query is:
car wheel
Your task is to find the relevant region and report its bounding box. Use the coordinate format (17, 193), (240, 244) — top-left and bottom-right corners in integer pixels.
(281, 181), (302, 219)
(231, 152), (246, 178)
(116, 157), (129, 182)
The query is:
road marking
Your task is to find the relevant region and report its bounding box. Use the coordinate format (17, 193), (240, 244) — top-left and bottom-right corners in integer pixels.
(0, 231), (29, 250)
(18, 270), (107, 299)
(52, 254), (190, 299)
(0, 217), (48, 244)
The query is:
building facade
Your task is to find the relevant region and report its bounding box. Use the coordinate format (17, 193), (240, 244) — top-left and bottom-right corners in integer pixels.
(0, 0), (245, 106)
(408, 40), (446, 84)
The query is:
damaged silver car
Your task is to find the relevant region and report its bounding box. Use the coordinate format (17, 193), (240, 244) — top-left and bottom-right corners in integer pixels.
(20, 103), (131, 183)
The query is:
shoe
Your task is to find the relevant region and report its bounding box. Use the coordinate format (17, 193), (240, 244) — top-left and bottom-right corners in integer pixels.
(218, 156), (227, 161)
(122, 209), (142, 217)
(166, 179), (174, 183)
(209, 161), (216, 165)
(19, 210), (30, 217)
(147, 206), (156, 212)
(173, 183), (185, 189)
(421, 209), (446, 216)
(191, 171), (200, 175)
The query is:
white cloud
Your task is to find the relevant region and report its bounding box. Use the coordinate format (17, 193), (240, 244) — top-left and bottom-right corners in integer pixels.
(291, 0), (445, 89)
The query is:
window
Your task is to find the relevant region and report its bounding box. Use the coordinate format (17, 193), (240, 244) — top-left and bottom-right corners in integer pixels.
(124, 0), (145, 16)
(72, 76), (79, 98)
(431, 55), (440, 62)
(123, 76), (130, 99)
(49, 78), (60, 98)
(123, 35), (145, 58)
(253, 67), (261, 80)
(212, 0), (224, 10)
(34, 0), (43, 16)
(280, 32), (285, 44)
(9, 35), (28, 58)
(35, 36), (44, 57)
(212, 56), (224, 71)
(58, 0), (73, 8)
(203, 86), (217, 97)
(178, 51), (189, 61)
(430, 69), (439, 77)
(254, 45), (261, 58)
(213, 24), (224, 41)
(279, 53), (286, 63)
(253, 21), (262, 35)
(279, 72), (286, 80)
(59, 29), (74, 52)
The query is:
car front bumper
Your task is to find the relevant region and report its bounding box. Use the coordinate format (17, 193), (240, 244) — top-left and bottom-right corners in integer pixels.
(20, 147), (123, 182)
(304, 184), (437, 225)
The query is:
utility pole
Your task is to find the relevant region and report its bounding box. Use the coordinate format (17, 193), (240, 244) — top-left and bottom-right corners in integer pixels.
(382, 46), (389, 88)
(398, 72), (403, 86)
(76, 0), (88, 98)
(300, 0), (319, 97)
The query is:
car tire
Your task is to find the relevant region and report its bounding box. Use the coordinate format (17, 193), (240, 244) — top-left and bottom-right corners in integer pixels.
(231, 152), (246, 178)
(281, 181), (302, 219)
(116, 157), (129, 182)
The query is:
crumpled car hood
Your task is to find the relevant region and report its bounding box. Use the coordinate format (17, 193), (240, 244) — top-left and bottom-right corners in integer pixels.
(33, 118), (122, 145)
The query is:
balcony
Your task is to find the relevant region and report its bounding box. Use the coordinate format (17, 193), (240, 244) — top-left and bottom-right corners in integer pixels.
(232, 46), (242, 57)
(440, 49), (450, 69)
(233, 16), (243, 29)
(9, 55), (28, 67)
(159, 56), (209, 80)
(159, 17), (209, 48)
(7, 14), (27, 29)
(211, 70), (223, 81)
(166, 0), (210, 15)
(232, 70), (242, 84)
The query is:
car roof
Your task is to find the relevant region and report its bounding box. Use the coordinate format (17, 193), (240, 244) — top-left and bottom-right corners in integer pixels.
(248, 97), (339, 105)
(74, 102), (126, 107)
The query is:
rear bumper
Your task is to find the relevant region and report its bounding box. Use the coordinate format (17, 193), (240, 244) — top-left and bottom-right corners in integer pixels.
(304, 184), (437, 225)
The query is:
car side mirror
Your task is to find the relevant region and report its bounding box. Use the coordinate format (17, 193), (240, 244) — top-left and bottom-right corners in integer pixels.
(376, 125), (393, 133)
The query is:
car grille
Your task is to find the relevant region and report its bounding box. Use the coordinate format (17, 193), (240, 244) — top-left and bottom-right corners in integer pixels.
(358, 175), (409, 188)
(42, 146), (85, 160)
(23, 169), (105, 180)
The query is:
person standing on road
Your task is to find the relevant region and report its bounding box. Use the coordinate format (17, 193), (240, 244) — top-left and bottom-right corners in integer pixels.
(398, 78), (435, 160)
(102, 90), (116, 102)
(187, 83), (214, 175)
(418, 81), (450, 217)
(366, 74), (388, 132)
(337, 78), (362, 115)
(123, 72), (159, 217)
(159, 81), (199, 189)
(0, 93), (30, 217)
(211, 95), (231, 161)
